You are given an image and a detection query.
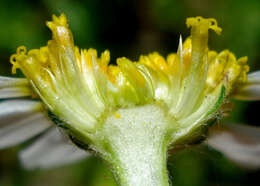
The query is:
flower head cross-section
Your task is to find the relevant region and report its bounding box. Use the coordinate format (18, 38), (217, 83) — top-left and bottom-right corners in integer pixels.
(2, 14), (257, 186)
(10, 15), (248, 134)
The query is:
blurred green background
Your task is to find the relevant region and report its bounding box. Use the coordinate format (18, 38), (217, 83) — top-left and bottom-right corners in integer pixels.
(0, 0), (260, 185)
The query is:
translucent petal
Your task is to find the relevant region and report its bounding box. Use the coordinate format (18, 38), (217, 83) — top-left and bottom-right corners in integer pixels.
(0, 76), (32, 98)
(0, 76), (29, 87)
(247, 70), (260, 84)
(207, 123), (260, 169)
(19, 127), (90, 169)
(0, 100), (52, 149)
(232, 71), (260, 100)
(233, 84), (260, 100)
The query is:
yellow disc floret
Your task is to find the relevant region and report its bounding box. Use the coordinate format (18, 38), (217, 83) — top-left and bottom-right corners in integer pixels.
(206, 50), (249, 93)
(10, 14), (249, 134)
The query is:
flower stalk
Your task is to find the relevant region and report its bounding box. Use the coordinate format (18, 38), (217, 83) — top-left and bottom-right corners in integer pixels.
(92, 105), (171, 186)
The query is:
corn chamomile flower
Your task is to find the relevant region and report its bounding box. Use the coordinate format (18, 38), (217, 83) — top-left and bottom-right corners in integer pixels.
(1, 14), (260, 185)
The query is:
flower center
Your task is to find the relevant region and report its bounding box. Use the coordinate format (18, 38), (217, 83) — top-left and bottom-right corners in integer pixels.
(10, 14), (249, 134)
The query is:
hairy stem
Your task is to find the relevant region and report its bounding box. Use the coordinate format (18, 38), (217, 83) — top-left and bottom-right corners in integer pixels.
(90, 104), (174, 186)
(109, 132), (169, 186)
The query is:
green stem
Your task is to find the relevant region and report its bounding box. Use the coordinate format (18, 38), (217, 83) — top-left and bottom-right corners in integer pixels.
(90, 104), (173, 186)
(109, 134), (169, 186)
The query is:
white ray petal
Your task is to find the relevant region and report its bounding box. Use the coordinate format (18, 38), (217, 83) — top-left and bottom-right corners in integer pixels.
(0, 86), (32, 99)
(0, 76), (32, 98)
(233, 71), (260, 100)
(206, 123), (260, 170)
(247, 71), (260, 84)
(19, 127), (90, 170)
(233, 84), (260, 100)
(0, 77), (29, 87)
(0, 100), (52, 149)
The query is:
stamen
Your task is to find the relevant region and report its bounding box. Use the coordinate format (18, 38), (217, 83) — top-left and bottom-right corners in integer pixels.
(17, 46), (27, 55)
(10, 54), (19, 74)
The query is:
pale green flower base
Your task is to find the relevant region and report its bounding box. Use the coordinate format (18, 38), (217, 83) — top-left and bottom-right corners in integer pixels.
(86, 104), (176, 186)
